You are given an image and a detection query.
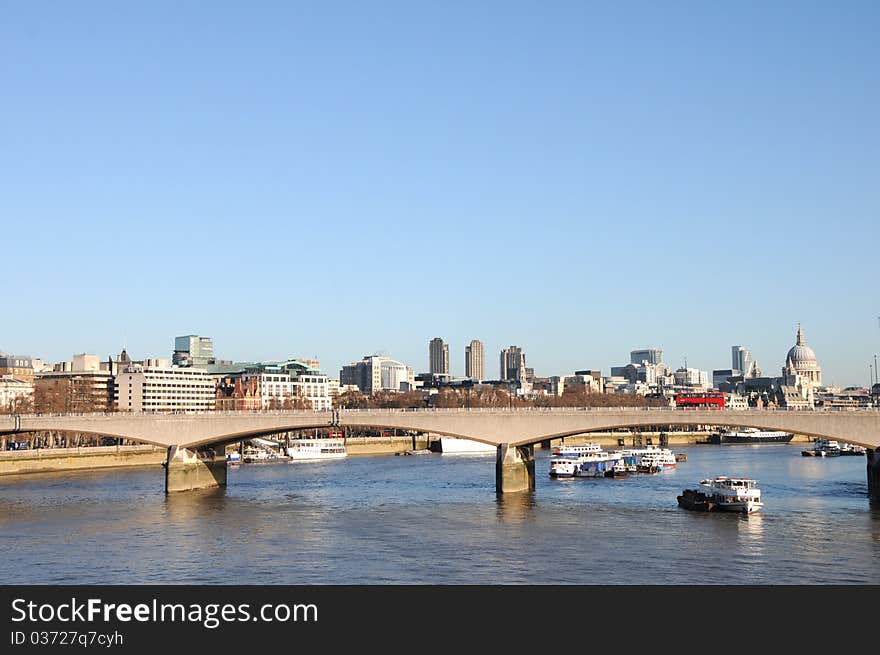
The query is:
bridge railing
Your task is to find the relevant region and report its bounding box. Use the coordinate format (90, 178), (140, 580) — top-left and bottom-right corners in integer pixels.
(6, 406), (880, 420)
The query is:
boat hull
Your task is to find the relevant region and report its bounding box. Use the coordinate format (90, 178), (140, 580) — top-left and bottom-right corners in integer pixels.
(709, 433), (793, 444)
(677, 490), (716, 512)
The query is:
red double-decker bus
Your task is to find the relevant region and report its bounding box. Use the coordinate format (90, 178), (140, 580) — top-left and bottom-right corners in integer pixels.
(674, 391), (725, 409)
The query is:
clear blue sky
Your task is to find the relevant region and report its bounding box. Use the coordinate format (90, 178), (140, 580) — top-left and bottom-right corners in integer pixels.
(2, 1), (878, 386)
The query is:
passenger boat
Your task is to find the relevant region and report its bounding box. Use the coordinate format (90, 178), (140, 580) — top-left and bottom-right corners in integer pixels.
(549, 448), (623, 479)
(549, 456), (581, 478)
(838, 442), (867, 457)
(708, 427), (793, 444)
(801, 439), (841, 457)
(604, 461), (630, 478)
(678, 477), (763, 513)
(573, 451), (624, 478)
(287, 437), (347, 461)
(242, 446), (272, 463)
(438, 437), (496, 454)
(614, 445), (677, 471)
(226, 450), (241, 465)
(551, 442), (603, 457)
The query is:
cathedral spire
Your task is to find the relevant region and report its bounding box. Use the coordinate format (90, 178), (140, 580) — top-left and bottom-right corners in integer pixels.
(796, 323), (804, 346)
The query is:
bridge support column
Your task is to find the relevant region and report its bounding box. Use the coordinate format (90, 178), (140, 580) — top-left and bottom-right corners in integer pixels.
(496, 443), (535, 494)
(164, 446), (226, 493)
(867, 448), (880, 504)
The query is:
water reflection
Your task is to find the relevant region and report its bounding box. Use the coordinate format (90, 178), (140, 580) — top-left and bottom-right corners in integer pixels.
(735, 512), (765, 555)
(494, 491), (537, 524)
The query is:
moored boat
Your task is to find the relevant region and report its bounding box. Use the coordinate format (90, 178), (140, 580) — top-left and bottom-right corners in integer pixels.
(552, 442), (603, 458)
(678, 477), (763, 514)
(287, 437), (347, 461)
(708, 427), (793, 445)
(801, 439), (841, 457)
(676, 488), (717, 512)
(838, 442), (867, 456)
(549, 456), (580, 478)
(604, 461), (630, 478)
(437, 437), (496, 454)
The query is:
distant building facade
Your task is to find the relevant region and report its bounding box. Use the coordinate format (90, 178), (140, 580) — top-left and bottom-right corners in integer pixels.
(340, 356), (415, 394)
(35, 353), (114, 413)
(500, 346), (526, 382)
(173, 335), (215, 368)
(429, 338), (449, 375)
(630, 348), (663, 366)
(465, 340), (484, 381)
(115, 364), (215, 413)
(0, 376), (34, 413)
(731, 346), (752, 377)
(0, 353), (33, 382)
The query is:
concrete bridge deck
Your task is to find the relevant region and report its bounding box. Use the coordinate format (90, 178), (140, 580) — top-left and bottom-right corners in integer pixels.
(3, 408), (879, 497)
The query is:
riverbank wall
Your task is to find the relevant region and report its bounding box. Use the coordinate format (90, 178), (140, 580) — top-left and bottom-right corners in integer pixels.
(0, 445), (165, 476)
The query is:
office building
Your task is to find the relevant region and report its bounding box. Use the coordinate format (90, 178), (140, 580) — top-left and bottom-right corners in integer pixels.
(630, 348), (663, 366)
(731, 346), (752, 377)
(465, 340), (484, 381)
(35, 354), (114, 413)
(173, 335), (215, 368)
(340, 356), (415, 394)
(116, 364), (215, 413)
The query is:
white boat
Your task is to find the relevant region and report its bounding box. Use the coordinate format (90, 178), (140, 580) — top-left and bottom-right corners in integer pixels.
(226, 450), (241, 464)
(549, 456), (581, 478)
(696, 477), (763, 513)
(551, 442), (603, 457)
(242, 446), (272, 463)
(287, 438), (347, 461)
(839, 442), (867, 456)
(574, 451), (625, 478)
(802, 439), (841, 457)
(549, 448), (623, 479)
(615, 445), (677, 470)
(438, 437), (496, 454)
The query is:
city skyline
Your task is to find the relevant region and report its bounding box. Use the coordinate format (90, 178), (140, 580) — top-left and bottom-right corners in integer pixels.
(2, 3), (878, 387)
(4, 321), (871, 390)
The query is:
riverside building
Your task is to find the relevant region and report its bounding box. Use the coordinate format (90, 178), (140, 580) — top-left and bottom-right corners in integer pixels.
(35, 354), (115, 413)
(0, 375), (33, 412)
(115, 364), (215, 412)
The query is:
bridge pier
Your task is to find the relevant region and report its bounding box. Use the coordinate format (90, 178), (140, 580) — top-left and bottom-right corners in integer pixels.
(164, 446), (227, 493)
(496, 443), (535, 494)
(867, 448), (880, 504)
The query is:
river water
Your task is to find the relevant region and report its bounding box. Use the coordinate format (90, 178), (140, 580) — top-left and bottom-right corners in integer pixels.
(1, 444), (877, 584)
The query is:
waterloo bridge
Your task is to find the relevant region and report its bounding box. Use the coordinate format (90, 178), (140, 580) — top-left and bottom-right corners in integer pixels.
(2, 407), (879, 501)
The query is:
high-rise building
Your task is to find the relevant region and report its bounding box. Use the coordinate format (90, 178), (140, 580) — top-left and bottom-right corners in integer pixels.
(173, 335), (215, 368)
(429, 338), (449, 375)
(500, 346), (526, 382)
(465, 339), (484, 381)
(630, 348), (663, 365)
(731, 346), (752, 376)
